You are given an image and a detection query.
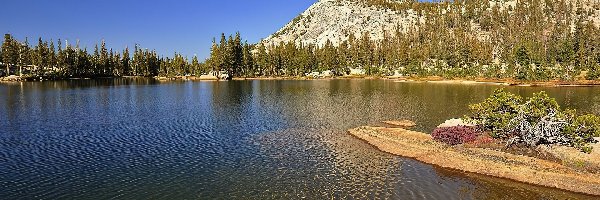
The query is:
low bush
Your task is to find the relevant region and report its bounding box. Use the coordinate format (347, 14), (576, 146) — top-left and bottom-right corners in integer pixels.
(468, 89), (600, 153)
(468, 89), (522, 138)
(432, 126), (480, 145)
(574, 114), (600, 138)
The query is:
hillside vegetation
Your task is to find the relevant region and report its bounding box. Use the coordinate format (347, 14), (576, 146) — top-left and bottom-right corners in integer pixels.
(253, 0), (600, 80)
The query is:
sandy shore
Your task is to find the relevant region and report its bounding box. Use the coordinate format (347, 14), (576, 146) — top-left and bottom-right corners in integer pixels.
(348, 126), (600, 196)
(395, 79), (510, 86)
(392, 77), (600, 87)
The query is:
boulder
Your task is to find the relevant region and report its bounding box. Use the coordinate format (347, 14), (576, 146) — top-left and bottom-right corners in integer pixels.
(437, 118), (475, 128)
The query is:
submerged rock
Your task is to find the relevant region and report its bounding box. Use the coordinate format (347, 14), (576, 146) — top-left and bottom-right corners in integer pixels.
(382, 120), (416, 127)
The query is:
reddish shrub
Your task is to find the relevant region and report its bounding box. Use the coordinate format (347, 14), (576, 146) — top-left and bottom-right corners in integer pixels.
(469, 135), (495, 145)
(432, 126), (480, 145)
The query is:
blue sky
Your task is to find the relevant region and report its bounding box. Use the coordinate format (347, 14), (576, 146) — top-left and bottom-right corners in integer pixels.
(0, 0), (316, 60)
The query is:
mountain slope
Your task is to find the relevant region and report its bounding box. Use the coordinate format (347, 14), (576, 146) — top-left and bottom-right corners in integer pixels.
(263, 0), (421, 47)
(262, 0), (600, 47)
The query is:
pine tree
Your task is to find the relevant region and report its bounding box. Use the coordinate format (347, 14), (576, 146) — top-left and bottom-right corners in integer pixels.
(225, 35), (235, 79)
(93, 43), (100, 76)
(48, 40), (56, 73)
(33, 37), (48, 75)
(359, 32), (373, 74)
(19, 37), (31, 76)
(133, 44), (141, 76)
(192, 55), (200, 76)
(2, 34), (18, 76)
(0, 46), (3, 72)
(122, 47), (130, 76)
(208, 38), (221, 72)
(108, 49), (115, 76)
(57, 39), (66, 75)
(115, 52), (122, 76)
(100, 40), (109, 76)
(242, 42), (254, 77)
(255, 43), (269, 76)
(218, 33), (227, 71)
(233, 32), (243, 77)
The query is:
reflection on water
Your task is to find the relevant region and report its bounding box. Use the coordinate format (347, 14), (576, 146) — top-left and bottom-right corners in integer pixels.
(1, 79), (599, 199)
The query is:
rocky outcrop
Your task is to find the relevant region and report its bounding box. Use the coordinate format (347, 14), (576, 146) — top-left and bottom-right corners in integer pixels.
(382, 119), (416, 127)
(348, 126), (600, 196)
(263, 0), (421, 47)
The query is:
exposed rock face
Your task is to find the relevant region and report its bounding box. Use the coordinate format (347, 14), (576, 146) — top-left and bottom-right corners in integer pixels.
(262, 0), (600, 47)
(263, 0), (421, 47)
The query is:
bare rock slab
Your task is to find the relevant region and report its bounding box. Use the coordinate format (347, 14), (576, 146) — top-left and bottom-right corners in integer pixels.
(382, 120), (416, 127)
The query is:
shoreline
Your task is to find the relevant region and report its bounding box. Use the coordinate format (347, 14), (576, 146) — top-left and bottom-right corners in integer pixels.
(393, 77), (600, 87)
(2, 75), (600, 87)
(348, 126), (600, 196)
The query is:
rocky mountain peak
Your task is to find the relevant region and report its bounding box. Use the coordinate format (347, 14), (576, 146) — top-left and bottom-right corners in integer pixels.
(262, 0), (600, 48)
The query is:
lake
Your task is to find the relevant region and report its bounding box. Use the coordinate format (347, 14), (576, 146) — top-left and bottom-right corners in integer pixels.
(1, 78), (599, 199)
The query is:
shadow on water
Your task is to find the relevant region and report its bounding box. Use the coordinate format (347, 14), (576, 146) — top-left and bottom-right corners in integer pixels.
(1, 78), (599, 199)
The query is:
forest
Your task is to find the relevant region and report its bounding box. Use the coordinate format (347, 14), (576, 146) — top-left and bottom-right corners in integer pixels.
(0, 34), (207, 79)
(2, 0), (600, 81)
(246, 0), (600, 80)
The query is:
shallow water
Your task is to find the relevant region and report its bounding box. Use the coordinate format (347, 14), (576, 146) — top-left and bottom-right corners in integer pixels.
(1, 78), (599, 199)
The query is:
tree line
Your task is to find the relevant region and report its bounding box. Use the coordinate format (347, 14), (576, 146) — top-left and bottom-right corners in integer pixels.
(217, 0), (599, 80)
(0, 34), (208, 78)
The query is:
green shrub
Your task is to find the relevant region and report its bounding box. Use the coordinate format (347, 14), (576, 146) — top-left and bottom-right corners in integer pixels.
(468, 89), (600, 153)
(565, 114), (600, 141)
(468, 89), (522, 138)
(519, 91), (560, 123)
(576, 114), (600, 137)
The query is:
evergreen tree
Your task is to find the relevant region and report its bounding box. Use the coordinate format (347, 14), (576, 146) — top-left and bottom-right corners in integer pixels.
(100, 40), (109, 76)
(122, 47), (130, 76)
(2, 34), (18, 76)
(225, 35), (235, 79)
(207, 38), (221, 72)
(48, 40), (56, 73)
(57, 39), (66, 75)
(218, 33), (227, 71)
(93, 43), (100, 76)
(192, 55), (200, 76)
(109, 49), (115, 75)
(19, 37), (31, 76)
(242, 42), (254, 76)
(255, 43), (269, 76)
(233, 32), (243, 77)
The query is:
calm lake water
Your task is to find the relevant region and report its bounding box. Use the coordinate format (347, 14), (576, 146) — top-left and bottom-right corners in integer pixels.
(1, 78), (600, 199)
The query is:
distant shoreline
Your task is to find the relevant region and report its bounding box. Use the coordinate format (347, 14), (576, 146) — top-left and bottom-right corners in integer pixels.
(154, 75), (600, 87)
(393, 77), (600, 87)
(2, 75), (600, 87)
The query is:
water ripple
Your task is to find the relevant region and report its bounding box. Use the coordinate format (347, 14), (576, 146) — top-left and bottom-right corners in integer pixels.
(1, 79), (599, 199)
